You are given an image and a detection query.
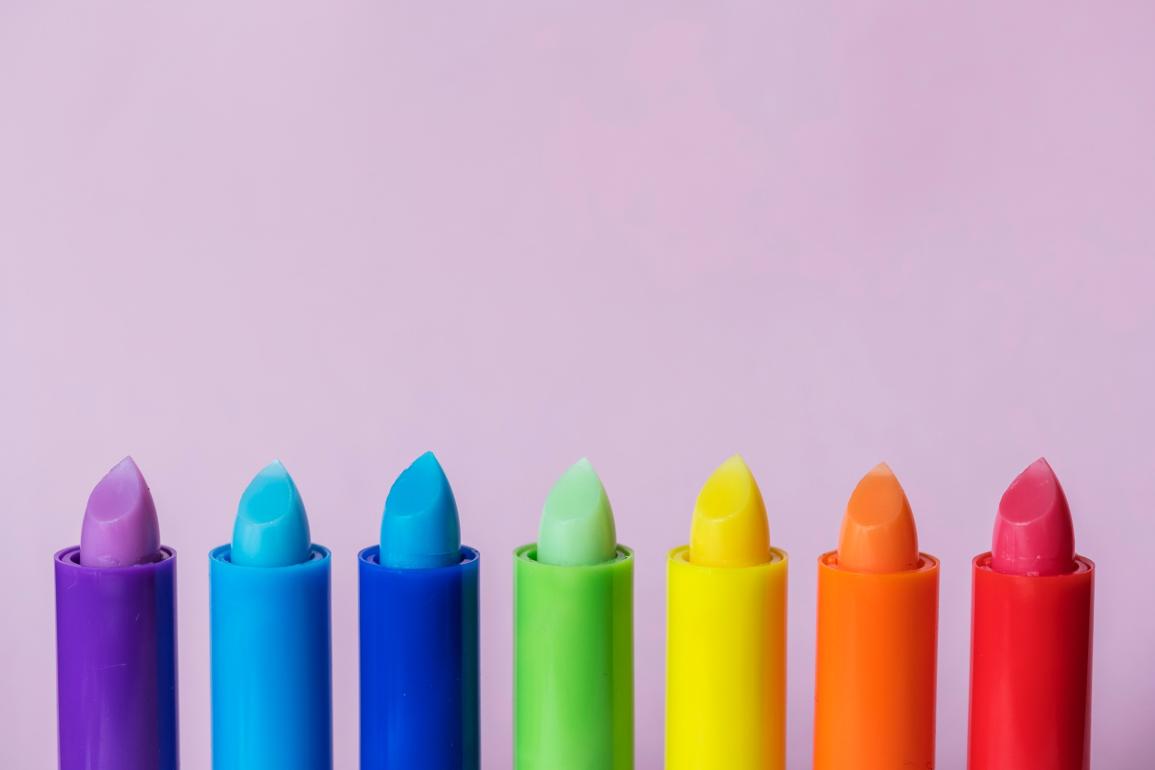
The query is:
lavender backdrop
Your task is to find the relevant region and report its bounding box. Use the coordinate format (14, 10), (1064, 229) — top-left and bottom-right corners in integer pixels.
(2, 1), (1154, 767)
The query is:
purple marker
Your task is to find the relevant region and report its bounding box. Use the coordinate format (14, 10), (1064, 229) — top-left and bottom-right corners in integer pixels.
(55, 457), (179, 770)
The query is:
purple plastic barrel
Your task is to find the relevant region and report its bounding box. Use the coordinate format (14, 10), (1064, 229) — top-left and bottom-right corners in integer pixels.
(55, 546), (179, 770)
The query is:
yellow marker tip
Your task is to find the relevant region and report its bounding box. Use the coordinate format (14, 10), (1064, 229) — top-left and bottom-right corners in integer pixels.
(689, 454), (770, 567)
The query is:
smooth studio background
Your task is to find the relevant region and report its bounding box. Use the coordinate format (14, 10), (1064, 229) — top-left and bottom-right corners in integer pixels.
(2, 1), (1154, 768)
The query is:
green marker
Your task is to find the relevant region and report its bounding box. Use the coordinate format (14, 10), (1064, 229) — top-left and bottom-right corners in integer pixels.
(514, 458), (634, 770)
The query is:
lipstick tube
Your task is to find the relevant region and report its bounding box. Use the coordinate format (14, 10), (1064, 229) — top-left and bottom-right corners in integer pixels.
(513, 543), (634, 769)
(665, 545), (788, 770)
(358, 545), (480, 769)
(54, 546), (179, 770)
(813, 552), (939, 768)
(361, 451), (479, 769)
(967, 553), (1094, 770)
(209, 544), (333, 770)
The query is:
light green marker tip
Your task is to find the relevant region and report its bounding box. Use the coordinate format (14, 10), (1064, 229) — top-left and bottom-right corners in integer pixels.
(536, 458), (618, 566)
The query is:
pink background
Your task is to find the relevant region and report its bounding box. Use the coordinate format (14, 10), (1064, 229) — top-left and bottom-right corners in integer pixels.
(2, 1), (1154, 767)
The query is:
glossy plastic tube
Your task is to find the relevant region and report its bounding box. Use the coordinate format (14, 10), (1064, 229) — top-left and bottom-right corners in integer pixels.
(209, 544), (333, 770)
(813, 463), (939, 770)
(54, 546), (179, 770)
(813, 552), (939, 768)
(513, 543), (634, 770)
(666, 455), (788, 770)
(968, 458), (1094, 770)
(968, 553), (1094, 770)
(666, 545), (788, 770)
(358, 544), (480, 770)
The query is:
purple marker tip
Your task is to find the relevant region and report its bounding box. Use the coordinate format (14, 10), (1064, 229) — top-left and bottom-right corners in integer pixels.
(79, 456), (162, 567)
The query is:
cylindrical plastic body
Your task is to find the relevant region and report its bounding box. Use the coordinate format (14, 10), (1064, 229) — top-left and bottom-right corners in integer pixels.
(813, 551), (940, 770)
(666, 545), (788, 770)
(210, 544), (332, 770)
(968, 552), (1094, 770)
(358, 545), (480, 770)
(55, 546), (180, 770)
(514, 544), (634, 770)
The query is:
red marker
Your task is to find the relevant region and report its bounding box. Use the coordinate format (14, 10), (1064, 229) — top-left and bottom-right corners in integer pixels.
(968, 458), (1094, 770)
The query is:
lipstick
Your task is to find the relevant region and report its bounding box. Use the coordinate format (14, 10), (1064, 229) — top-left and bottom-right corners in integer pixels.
(514, 458), (634, 770)
(813, 463), (939, 770)
(78, 457), (162, 567)
(990, 457), (1076, 577)
(968, 458), (1094, 770)
(55, 457), (179, 770)
(210, 461), (333, 770)
(665, 455), (788, 770)
(359, 451), (480, 770)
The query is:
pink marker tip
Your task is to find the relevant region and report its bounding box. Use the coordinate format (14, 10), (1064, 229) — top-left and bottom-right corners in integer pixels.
(79, 456), (162, 567)
(991, 457), (1076, 577)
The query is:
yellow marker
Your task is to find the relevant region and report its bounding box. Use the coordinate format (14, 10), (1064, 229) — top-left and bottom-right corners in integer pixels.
(666, 455), (788, 770)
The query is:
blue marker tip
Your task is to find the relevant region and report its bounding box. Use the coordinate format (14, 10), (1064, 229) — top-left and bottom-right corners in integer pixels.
(380, 451), (462, 569)
(231, 460), (312, 567)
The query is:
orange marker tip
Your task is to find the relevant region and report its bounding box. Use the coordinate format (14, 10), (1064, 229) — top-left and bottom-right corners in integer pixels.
(837, 462), (920, 573)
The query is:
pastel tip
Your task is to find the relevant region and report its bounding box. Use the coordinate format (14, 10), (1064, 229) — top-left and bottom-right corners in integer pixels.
(992, 457), (1076, 576)
(689, 454), (770, 567)
(79, 456), (162, 567)
(837, 462), (920, 573)
(230, 460), (312, 567)
(536, 458), (617, 567)
(380, 451), (462, 569)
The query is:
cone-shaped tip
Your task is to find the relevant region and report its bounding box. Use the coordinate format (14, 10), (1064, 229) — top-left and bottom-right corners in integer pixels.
(690, 454), (770, 567)
(380, 451), (462, 569)
(992, 457), (1076, 576)
(837, 462), (920, 573)
(231, 460), (312, 567)
(537, 458), (618, 566)
(80, 456), (161, 567)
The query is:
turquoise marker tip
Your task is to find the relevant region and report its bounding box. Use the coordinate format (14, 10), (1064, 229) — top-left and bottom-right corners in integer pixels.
(380, 451), (462, 569)
(231, 460), (312, 567)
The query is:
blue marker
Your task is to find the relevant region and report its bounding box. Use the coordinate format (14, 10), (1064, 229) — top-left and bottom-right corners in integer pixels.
(211, 461), (333, 770)
(359, 451), (480, 770)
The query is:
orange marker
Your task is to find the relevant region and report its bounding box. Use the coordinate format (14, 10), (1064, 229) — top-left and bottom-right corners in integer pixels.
(813, 463), (940, 770)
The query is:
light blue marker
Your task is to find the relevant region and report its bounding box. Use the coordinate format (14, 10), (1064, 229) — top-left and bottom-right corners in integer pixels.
(210, 460), (333, 770)
(231, 460), (312, 567)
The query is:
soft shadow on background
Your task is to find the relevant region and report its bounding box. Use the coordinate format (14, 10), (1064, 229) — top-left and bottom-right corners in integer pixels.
(2, 1), (1154, 767)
